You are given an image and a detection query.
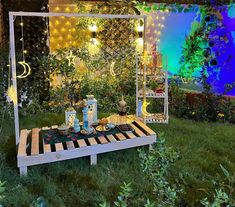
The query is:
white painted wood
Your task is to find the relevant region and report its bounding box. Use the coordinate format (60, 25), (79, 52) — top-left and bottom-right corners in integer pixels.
(9, 13), (20, 145)
(11, 12), (149, 174)
(9, 12), (147, 20)
(17, 135), (156, 167)
(90, 154), (97, 165)
(19, 166), (27, 176)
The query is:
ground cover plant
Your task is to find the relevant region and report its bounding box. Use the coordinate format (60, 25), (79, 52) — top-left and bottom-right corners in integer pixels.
(0, 114), (234, 206)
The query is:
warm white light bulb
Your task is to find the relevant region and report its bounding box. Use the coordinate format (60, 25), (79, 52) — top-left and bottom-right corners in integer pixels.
(137, 25), (144, 32)
(89, 25), (98, 32)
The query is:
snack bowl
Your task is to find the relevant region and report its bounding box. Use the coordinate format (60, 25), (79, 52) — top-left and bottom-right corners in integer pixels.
(57, 124), (70, 136)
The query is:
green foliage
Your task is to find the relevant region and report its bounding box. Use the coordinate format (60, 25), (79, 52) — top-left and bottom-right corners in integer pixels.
(201, 189), (231, 207)
(113, 182), (132, 207)
(99, 135), (183, 207)
(169, 79), (235, 123)
(179, 5), (221, 79)
(99, 182), (132, 207)
(201, 165), (235, 206)
(139, 137), (183, 207)
(135, 2), (199, 13)
(31, 197), (47, 207)
(0, 181), (5, 203)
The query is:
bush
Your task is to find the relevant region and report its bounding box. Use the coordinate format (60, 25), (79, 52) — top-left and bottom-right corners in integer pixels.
(99, 136), (183, 207)
(169, 79), (235, 123)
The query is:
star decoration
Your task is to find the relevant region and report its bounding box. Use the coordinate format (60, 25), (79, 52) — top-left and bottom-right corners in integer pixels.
(66, 50), (76, 67)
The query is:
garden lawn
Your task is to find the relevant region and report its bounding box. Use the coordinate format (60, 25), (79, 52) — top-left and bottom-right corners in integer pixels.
(0, 113), (234, 206)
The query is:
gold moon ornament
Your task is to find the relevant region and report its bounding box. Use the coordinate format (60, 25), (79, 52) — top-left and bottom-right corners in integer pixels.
(109, 61), (116, 77)
(17, 61), (31, 79)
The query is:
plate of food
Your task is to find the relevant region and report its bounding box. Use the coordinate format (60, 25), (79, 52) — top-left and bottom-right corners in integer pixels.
(96, 118), (111, 132)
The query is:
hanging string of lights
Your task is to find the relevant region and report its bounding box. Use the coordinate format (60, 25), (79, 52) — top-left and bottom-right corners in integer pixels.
(17, 16), (31, 79)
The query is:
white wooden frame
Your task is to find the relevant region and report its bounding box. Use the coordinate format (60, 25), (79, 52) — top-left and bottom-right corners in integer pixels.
(9, 11), (147, 145)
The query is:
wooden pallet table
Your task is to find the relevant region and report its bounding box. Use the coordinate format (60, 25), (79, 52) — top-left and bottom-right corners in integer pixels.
(17, 120), (156, 176)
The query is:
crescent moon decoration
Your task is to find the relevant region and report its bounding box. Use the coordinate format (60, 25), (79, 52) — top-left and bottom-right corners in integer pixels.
(109, 61), (116, 77)
(141, 100), (150, 117)
(17, 61), (31, 79)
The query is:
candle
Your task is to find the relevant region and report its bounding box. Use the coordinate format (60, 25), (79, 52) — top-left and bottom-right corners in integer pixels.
(88, 111), (93, 127)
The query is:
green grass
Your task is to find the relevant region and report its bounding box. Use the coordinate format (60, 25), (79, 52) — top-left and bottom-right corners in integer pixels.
(0, 114), (234, 206)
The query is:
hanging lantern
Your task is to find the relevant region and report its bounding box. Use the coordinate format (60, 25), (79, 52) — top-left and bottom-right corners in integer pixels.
(65, 107), (77, 127)
(209, 58), (218, 67)
(208, 41), (215, 48)
(204, 15), (212, 22)
(85, 95), (98, 125)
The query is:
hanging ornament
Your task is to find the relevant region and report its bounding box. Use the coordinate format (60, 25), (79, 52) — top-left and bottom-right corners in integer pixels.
(66, 50), (76, 66)
(109, 61), (116, 77)
(17, 61), (31, 79)
(7, 86), (17, 104)
(16, 16), (31, 79)
(141, 100), (150, 117)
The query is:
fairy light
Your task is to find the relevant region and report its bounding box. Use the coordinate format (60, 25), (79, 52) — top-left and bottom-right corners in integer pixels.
(60, 28), (66, 33)
(55, 20), (60, 25)
(65, 21), (71, 26)
(54, 6), (60, 12)
(14, 16), (32, 79)
(89, 25), (98, 32)
(65, 7), (70, 12)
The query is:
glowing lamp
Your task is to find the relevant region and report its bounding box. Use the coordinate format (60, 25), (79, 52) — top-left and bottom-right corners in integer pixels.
(65, 107), (77, 127)
(137, 25), (144, 32)
(137, 25), (144, 39)
(85, 95), (97, 125)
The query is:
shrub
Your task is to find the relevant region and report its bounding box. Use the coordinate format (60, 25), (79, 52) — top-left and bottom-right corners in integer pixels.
(201, 165), (235, 206)
(99, 135), (183, 207)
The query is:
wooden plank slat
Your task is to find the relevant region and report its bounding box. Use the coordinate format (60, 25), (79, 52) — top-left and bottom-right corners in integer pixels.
(17, 134), (157, 168)
(55, 143), (64, 152)
(125, 132), (136, 139)
(115, 133), (126, 141)
(18, 129), (29, 157)
(77, 139), (87, 147)
(88, 137), (97, 146)
(31, 128), (40, 156)
(130, 124), (146, 137)
(106, 135), (117, 142)
(43, 139), (51, 153)
(135, 120), (156, 136)
(98, 136), (108, 144)
(66, 141), (75, 150)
